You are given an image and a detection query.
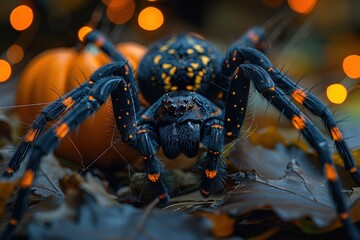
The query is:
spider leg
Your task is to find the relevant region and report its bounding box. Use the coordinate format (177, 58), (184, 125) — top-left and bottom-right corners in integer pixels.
(84, 30), (140, 113)
(228, 64), (359, 239)
(3, 29), (141, 178)
(199, 120), (227, 197)
(3, 83), (91, 177)
(228, 46), (360, 185)
(136, 123), (169, 203)
(214, 27), (268, 105)
(0, 76), (122, 240)
(229, 26), (269, 53)
(270, 69), (360, 183)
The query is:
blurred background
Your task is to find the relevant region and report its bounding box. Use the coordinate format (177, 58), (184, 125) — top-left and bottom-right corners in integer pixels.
(0, 0), (360, 137)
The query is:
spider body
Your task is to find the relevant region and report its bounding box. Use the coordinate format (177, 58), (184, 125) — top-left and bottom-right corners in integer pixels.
(140, 90), (222, 159)
(2, 27), (360, 239)
(138, 34), (223, 104)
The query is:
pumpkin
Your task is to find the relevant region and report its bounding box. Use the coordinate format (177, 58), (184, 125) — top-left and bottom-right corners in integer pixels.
(15, 42), (146, 168)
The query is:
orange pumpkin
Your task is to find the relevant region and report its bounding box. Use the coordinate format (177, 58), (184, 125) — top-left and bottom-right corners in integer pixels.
(15, 42), (146, 168)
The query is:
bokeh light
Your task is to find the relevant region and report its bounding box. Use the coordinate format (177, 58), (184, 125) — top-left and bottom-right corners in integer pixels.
(10, 5), (34, 31)
(326, 83), (347, 104)
(343, 55), (360, 79)
(6, 44), (24, 64)
(138, 7), (164, 31)
(106, 0), (135, 24)
(0, 60), (12, 83)
(287, 0), (317, 14)
(78, 26), (93, 42)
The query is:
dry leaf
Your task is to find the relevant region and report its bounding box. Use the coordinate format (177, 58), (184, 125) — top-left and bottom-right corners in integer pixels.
(218, 160), (349, 228)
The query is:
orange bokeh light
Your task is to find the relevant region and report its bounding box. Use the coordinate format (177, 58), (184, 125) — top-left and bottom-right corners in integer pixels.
(6, 44), (24, 64)
(326, 83), (347, 104)
(78, 26), (93, 42)
(343, 55), (360, 79)
(0, 60), (12, 83)
(287, 0), (317, 14)
(106, 0), (135, 24)
(138, 7), (164, 31)
(10, 5), (34, 31)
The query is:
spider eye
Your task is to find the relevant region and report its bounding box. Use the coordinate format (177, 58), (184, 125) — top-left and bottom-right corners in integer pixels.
(179, 104), (187, 112)
(170, 104), (176, 112)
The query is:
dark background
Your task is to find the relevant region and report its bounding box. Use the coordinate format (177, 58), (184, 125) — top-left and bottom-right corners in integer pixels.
(1, 0), (360, 129)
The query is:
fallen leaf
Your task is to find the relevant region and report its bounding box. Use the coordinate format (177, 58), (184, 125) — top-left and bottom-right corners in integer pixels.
(33, 153), (73, 198)
(218, 161), (345, 228)
(230, 138), (357, 188)
(130, 169), (199, 203)
(0, 178), (20, 216)
(28, 173), (212, 240)
(200, 212), (236, 238)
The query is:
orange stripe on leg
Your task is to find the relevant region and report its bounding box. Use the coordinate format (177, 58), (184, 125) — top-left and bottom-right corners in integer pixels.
(158, 193), (167, 199)
(211, 124), (223, 129)
(148, 173), (160, 182)
(205, 169), (217, 179)
(350, 167), (358, 173)
(21, 170), (34, 188)
(24, 128), (38, 142)
(291, 114), (306, 130)
(5, 167), (14, 174)
(63, 97), (75, 110)
(324, 163), (338, 182)
(55, 123), (69, 139)
(330, 127), (343, 141)
(340, 212), (349, 220)
(292, 89), (307, 104)
(9, 218), (18, 225)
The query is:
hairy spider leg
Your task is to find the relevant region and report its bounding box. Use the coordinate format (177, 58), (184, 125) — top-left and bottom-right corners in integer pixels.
(91, 63), (139, 146)
(199, 119), (227, 196)
(229, 26), (269, 54)
(136, 124), (169, 203)
(0, 76), (121, 240)
(212, 26), (268, 106)
(2, 83), (90, 177)
(233, 47), (360, 185)
(271, 70), (360, 183)
(232, 64), (359, 240)
(3, 29), (142, 179)
(84, 30), (140, 113)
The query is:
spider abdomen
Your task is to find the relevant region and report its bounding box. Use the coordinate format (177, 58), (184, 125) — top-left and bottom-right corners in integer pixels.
(138, 33), (223, 104)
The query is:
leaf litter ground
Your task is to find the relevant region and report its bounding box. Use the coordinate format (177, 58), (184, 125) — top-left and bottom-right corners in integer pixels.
(0, 110), (360, 239)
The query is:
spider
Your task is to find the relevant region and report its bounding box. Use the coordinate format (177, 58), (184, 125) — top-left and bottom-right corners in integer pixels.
(1, 27), (360, 239)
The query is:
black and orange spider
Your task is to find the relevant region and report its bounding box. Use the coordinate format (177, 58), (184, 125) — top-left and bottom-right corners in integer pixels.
(1, 27), (360, 239)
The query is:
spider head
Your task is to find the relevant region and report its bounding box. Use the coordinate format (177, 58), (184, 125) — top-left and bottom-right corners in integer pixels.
(161, 91), (196, 117)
